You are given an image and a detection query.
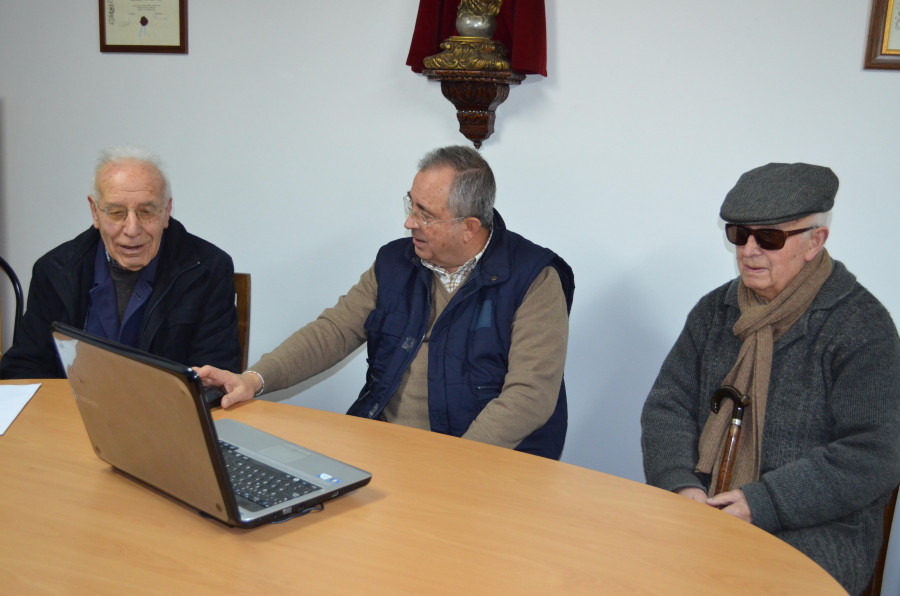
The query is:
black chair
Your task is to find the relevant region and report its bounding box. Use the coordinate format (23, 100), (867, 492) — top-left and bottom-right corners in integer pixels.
(0, 255), (24, 354)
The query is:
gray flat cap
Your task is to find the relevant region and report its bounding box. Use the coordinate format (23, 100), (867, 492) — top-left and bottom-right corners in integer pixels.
(719, 163), (838, 225)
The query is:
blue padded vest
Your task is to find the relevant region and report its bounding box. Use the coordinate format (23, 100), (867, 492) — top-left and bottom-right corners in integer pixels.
(346, 210), (574, 459)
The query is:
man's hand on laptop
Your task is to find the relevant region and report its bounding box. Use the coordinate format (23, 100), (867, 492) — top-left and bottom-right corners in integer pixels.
(193, 366), (261, 408)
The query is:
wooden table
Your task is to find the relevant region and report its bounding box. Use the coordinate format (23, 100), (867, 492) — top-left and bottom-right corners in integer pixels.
(0, 380), (846, 595)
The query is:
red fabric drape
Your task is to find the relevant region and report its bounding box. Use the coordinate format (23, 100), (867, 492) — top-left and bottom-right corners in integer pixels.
(405, 0), (547, 77)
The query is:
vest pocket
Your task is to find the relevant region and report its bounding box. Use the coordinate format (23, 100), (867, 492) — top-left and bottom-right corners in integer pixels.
(474, 384), (502, 405)
(469, 298), (494, 330)
(364, 308), (409, 338)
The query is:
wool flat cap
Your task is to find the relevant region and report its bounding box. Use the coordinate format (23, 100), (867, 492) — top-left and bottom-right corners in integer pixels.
(719, 162), (838, 225)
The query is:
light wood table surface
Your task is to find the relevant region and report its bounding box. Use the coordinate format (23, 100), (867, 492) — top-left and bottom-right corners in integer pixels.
(1, 379), (846, 595)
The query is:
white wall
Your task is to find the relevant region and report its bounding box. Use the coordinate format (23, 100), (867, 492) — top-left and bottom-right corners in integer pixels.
(3, 0), (900, 586)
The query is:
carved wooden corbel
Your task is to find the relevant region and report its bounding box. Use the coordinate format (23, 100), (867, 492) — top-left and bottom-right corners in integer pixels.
(421, 1), (523, 148)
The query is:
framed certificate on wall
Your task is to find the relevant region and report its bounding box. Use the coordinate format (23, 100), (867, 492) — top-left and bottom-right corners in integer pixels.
(865, 0), (900, 69)
(99, 0), (188, 54)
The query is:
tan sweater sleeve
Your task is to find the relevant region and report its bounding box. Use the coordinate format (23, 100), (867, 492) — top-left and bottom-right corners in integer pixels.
(250, 264), (378, 393)
(461, 266), (569, 449)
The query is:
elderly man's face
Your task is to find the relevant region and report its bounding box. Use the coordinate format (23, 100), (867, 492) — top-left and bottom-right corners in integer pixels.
(735, 215), (828, 301)
(403, 165), (470, 271)
(88, 160), (171, 271)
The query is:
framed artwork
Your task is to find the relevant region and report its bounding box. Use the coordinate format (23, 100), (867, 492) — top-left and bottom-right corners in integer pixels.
(865, 0), (900, 69)
(99, 0), (188, 54)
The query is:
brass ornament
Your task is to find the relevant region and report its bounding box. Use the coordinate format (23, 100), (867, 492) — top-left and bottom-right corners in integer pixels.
(424, 0), (510, 72)
(424, 37), (510, 71)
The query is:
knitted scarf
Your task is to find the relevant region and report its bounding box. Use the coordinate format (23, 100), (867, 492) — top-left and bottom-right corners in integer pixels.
(695, 249), (833, 496)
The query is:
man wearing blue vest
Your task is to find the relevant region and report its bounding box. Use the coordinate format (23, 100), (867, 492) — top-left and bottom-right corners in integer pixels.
(198, 146), (574, 459)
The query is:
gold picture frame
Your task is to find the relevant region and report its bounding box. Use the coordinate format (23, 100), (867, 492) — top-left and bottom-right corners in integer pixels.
(99, 0), (188, 54)
(865, 0), (900, 69)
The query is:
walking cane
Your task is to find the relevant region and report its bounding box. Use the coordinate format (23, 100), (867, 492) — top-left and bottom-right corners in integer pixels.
(709, 386), (751, 495)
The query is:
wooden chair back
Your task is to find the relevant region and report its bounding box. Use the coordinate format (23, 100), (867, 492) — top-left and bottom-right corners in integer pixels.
(234, 273), (251, 371)
(863, 485), (899, 596)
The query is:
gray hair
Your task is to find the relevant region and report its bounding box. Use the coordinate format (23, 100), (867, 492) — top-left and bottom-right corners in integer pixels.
(418, 146), (495, 228)
(804, 210), (832, 242)
(91, 145), (171, 203)
(809, 210), (832, 229)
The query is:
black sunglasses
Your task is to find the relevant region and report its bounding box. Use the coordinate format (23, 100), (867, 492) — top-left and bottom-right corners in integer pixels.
(725, 224), (818, 251)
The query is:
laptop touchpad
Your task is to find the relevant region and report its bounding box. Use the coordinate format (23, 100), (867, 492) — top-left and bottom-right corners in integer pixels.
(260, 444), (311, 466)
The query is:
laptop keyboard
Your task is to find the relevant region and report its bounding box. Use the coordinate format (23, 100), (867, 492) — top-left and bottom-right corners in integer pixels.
(219, 440), (320, 509)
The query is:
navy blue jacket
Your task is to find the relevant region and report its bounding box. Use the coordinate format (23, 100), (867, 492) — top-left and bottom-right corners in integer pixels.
(0, 218), (241, 379)
(347, 210), (574, 459)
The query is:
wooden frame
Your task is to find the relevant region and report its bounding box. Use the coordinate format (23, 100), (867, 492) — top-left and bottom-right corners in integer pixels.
(865, 0), (900, 69)
(99, 0), (187, 54)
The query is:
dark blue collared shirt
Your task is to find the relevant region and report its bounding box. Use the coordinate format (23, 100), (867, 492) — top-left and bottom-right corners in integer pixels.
(84, 241), (162, 347)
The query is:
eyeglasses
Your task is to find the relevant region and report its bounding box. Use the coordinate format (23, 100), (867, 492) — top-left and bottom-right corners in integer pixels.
(95, 202), (164, 224)
(725, 224), (818, 251)
(403, 194), (465, 227)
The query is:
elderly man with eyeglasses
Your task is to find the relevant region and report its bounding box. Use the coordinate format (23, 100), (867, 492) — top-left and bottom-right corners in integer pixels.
(640, 163), (900, 595)
(197, 145), (574, 459)
(0, 146), (241, 383)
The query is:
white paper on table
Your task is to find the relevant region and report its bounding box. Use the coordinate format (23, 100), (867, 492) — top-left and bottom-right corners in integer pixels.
(0, 383), (41, 435)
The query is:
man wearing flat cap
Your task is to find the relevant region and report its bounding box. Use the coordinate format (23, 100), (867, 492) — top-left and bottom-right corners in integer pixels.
(641, 163), (900, 594)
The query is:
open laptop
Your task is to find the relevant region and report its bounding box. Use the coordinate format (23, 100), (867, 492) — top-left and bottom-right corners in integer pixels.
(51, 322), (372, 528)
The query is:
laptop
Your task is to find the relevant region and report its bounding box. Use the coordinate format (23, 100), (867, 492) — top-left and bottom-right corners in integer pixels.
(51, 322), (372, 528)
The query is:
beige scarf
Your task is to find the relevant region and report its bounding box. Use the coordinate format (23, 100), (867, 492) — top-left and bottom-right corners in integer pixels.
(695, 249), (833, 496)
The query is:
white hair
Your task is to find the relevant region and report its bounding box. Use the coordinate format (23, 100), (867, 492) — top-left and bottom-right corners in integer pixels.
(810, 210), (832, 229)
(91, 145), (171, 203)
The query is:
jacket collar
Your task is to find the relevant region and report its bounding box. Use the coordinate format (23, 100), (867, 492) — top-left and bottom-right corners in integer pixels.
(473, 209), (511, 288)
(405, 208), (509, 288)
(53, 218), (197, 312)
(70, 217), (195, 271)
